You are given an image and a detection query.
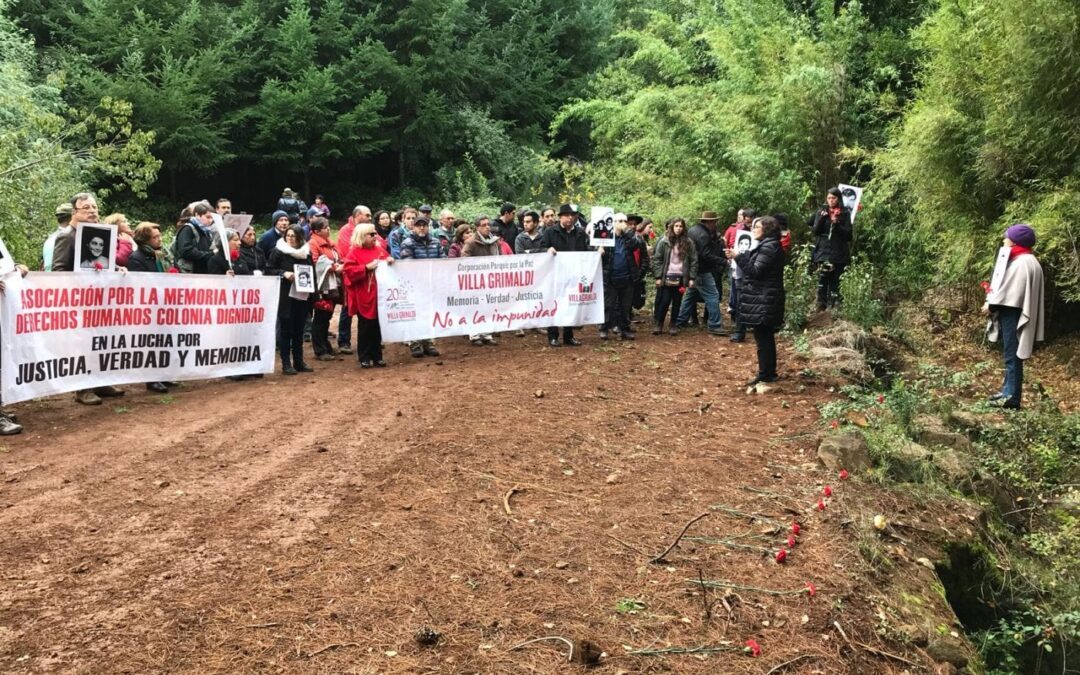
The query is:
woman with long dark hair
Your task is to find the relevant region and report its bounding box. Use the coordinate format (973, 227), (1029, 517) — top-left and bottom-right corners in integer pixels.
(266, 225), (315, 375)
(650, 218), (698, 335)
(729, 216), (786, 386)
(810, 187), (852, 311)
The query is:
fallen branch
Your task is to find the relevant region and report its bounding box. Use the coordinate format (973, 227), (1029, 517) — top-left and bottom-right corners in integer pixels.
(605, 533), (647, 556)
(832, 621), (919, 668)
(458, 467), (599, 502)
(709, 504), (785, 527)
(245, 622), (280, 629)
(307, 642), (360, 658)
(765, 654), (817, 674)
(503, 485), (521, 516)
(697, 569), (712, 622)
(649, 512), (710, 564)
(509, 636), (574, 662)
(688, 579), (813, 596)
(627, 643), (735, 656)
(685, 536), (772, 554)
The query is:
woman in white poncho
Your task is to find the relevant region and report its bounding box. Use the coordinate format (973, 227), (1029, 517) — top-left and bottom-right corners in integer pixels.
(982, 224), (1044, 409)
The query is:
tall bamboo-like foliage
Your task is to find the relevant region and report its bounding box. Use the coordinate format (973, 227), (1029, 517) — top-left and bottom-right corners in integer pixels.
(874, 0), (1080, 301)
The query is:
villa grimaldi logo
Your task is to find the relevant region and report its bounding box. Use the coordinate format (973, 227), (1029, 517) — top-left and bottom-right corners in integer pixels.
(570, 276), (597, 304)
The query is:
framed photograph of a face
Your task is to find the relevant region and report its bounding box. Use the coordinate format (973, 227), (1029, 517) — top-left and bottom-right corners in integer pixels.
(735, 230), (753, 255)
(293, 263), (315, 293)
(838, 183), (863, 224)
(74, 223), (118, 272)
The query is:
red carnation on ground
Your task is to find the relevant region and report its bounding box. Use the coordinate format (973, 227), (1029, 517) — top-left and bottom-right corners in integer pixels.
(816, 498), (826, 511)
(839, 469), (850, 481)
(876, 394), (885, 404)
(823, 485), (833, 498)
(775, 549), (787, 564)
(93, 261), (103, 271)
(829, 419), (839, 430)
(805, 582), (817, 597)
(791, 522), (801, 536)
(744, 639), (762, 657)
(787, 534), (797, 548)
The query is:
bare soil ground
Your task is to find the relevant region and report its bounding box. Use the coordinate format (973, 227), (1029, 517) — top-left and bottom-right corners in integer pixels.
(0, 326), (945, 673)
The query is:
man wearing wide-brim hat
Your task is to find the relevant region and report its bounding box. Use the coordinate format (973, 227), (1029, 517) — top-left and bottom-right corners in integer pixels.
(675, 210), (728, 336)
(541, 203), (591, 346)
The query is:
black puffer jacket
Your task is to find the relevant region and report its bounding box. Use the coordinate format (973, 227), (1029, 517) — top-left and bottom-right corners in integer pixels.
(810, 207), (852, 266)
(734, 235), (785, 328)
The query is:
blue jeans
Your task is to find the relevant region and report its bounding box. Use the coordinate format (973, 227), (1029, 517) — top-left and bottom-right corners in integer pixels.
(997, 306), (1023, 406)
(677, 273), (723, 331)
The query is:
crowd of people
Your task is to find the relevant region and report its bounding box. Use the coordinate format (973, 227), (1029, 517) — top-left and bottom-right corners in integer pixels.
(0, 186), (1044, 436)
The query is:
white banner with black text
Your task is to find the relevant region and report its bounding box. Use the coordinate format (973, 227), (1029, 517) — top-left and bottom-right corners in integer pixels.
(375, 252), (604, 342)
(0, 272), (279, 404)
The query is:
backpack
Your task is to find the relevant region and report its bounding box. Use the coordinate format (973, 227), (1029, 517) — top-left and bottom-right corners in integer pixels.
(169, 221), (200, 273)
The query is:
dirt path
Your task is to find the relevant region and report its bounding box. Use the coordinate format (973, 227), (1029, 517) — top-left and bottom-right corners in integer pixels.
(0, 329), (920, 673)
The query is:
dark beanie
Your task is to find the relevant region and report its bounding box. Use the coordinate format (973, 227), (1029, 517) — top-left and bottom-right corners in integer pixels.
(1005, 224), (1036, 248)
(271, 210), (289, 224)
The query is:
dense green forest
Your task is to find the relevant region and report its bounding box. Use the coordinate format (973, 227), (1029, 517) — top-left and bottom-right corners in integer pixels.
(1, 0), (1078, 308)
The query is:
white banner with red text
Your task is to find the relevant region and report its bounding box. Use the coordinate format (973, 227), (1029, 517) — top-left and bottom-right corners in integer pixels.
(0, 272), (279, 404)
(375, 252), (604, 342)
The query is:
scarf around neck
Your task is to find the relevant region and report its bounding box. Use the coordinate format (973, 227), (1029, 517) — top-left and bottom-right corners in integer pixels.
(1009, 245), (1032, 260)
(475, 232), (500, 246)
(275, 237), (310, 259)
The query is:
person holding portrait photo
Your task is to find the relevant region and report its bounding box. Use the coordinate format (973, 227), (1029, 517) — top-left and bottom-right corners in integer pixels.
(810, 187), (852, 311)
(50, 192), (125, 405)
(266, 225), (315, 375)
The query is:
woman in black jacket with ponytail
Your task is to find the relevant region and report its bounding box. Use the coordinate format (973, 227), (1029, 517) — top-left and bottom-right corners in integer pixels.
(728, 216), (786, 387)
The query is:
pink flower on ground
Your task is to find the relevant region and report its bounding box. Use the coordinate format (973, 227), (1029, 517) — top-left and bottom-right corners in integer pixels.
(775, 549), (787, 564)
(805, 582), (817, 597)
(787, 535), (797, 548)
(839, 469), (850, 481)
(816, 498), (826, 511)
(744, 639), (762, 657)
(791, 522), (801, 536)
(823, 485), (833, 498)
(829, 419), (839, 430)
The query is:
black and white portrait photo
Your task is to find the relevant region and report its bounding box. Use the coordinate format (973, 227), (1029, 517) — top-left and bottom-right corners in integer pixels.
(839, 183), (863, 224)
(74, 223), (118, 272)
(293, 263), (315, 293)
(735, 230), (753, 255)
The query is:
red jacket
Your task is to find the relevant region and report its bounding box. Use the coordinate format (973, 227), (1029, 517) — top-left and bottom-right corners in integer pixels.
(309, 231), (337, 264)
(342, 244), (389, 320)
(337, 218), (357, 259)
